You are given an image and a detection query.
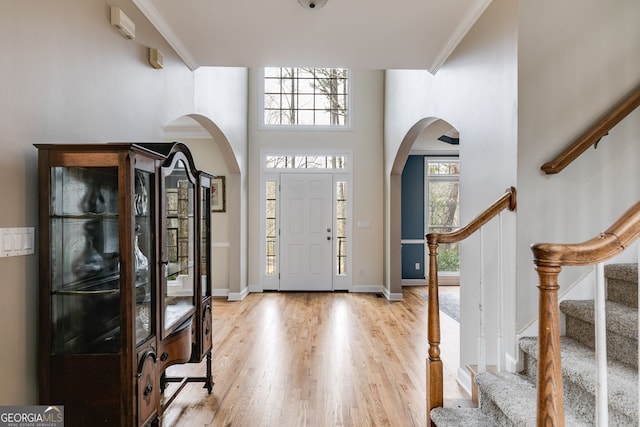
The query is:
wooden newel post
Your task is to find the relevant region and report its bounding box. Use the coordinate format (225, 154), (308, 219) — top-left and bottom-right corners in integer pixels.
(535, 262), (565, 427)
(426, 238), (442, 426)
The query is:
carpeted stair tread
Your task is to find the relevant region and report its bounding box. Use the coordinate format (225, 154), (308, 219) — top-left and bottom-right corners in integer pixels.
(519, 336), (638, 422)
(473, 371), (588, 426)
(430, 407), (494, 426)
(604, 263), (638, 284)
(560, 299), (638, 339)
(605, 263), (638, 308)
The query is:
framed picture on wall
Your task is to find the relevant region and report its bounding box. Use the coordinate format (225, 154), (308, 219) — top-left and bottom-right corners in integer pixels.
(211, 176), (226, 212)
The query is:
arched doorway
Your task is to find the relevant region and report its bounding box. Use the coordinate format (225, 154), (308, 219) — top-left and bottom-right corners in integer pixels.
(389, 118), (460, 293)
(398, 119), (460, 286)
(163, 114), (244, 300)
(390, 117), (465, 396)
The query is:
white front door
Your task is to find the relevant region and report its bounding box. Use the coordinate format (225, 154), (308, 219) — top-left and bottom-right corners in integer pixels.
(280, 173), (333, 291)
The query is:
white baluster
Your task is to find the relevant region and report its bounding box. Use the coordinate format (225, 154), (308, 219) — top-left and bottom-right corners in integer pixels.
(496, 213), (504, 373)
(478, 228), (486, 373)
(595, 262), (608, 426)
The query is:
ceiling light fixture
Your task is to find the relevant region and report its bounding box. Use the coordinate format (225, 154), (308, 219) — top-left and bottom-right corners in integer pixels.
(298, 0), (327, 9)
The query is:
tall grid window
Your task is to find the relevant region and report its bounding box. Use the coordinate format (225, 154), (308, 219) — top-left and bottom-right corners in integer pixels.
(336, 181), (347, 275)
(265, 181), (277, 276)
(264, 68), (349, 126)
(426, 158), (460, 273)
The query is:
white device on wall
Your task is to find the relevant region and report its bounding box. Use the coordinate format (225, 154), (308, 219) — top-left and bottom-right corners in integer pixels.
(110, 6), (135, 39)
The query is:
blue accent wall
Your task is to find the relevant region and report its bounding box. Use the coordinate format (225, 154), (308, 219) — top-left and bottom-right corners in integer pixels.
(401, 156), (424, 239)
(401, 155), (425, 279)
(402, 243), (425, 279)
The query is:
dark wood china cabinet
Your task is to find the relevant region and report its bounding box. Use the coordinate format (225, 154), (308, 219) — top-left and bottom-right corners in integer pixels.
(36, 142), (214, 426)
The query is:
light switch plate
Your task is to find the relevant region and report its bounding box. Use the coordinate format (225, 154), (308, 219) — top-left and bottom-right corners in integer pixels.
(1, 228), (13, 254)
(0, 227), (35, 257)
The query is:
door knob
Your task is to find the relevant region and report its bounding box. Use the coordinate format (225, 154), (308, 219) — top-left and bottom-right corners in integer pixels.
(327, 236), (331, 240)
(327, 228), (331, 232)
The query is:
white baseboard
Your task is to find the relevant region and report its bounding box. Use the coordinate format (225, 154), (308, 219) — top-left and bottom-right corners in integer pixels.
(350, 285), (385, 294)
(402, 279), (427, 286)
(383, 287), (403, 301)
(212, 288), (229, 298)
(348, 285), (403, 301)
(228, 286), (250, 301)
(223, 284), (404, 302)
(457, 366), (472, 396)
(248, 285), (263, 293)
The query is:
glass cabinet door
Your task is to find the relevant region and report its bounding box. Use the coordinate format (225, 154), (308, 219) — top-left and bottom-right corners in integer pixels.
(162, 157), (196, 336)
(199, 174), (211, 299)
(134, 170), (154, 345)
(50, 166), (120, 354)
(194, 173), (213, 362)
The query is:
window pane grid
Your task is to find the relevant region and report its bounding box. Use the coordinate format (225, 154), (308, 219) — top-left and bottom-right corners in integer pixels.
(336, 181), (347, 275)
(265, 155), (346, 169)
(427, 161), (460, 177)
(265, 181), (277, 276)
(426, 159), (460, 272)
(264, 67), (348, 126)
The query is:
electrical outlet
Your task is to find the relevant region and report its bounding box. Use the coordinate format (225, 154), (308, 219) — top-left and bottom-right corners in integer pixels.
(415, 262), (420, 270)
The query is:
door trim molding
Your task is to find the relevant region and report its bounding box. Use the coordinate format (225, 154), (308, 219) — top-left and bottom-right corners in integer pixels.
(259, 150), (353, 291)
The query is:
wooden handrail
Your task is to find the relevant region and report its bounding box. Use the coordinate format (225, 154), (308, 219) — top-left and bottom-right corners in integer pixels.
(427, 187), (517, 246)
(425, 187), (516, 425)
(530, 199), (640, 426)
(541, 83), (640, 175)
(532, 200), (640, 266)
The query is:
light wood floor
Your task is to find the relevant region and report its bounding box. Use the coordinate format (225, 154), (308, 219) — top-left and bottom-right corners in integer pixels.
(162, 286), (469, 426)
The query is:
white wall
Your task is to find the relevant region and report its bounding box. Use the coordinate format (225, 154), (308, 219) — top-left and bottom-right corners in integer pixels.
(0, 0), (240, 404)
(194, 67), (249, 176)
(516, 0), (640, 328)
(193, 67), (249, 298)
(247, 69), (385, 291)
(385, 0), (518, 371)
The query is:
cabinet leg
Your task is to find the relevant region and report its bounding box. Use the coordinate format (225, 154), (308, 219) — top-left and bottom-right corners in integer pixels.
(205, 351), (213, 394)
(150, 414), (161, 427)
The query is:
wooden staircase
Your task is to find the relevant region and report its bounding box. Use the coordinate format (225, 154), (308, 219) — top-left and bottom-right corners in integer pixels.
(425, 83), (640, 425)
(431, 263), (639, 426)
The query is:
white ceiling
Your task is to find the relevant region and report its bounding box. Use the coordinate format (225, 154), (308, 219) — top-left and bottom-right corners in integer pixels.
(133, 0), (492, 71)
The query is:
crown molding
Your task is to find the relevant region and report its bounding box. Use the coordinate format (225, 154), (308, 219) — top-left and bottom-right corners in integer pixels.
(132, 0), (199, 71)
(428, 0), (493, 74)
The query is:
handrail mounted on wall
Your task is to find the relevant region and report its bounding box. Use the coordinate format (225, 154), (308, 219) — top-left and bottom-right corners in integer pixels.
(541, 83), (640, 175)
